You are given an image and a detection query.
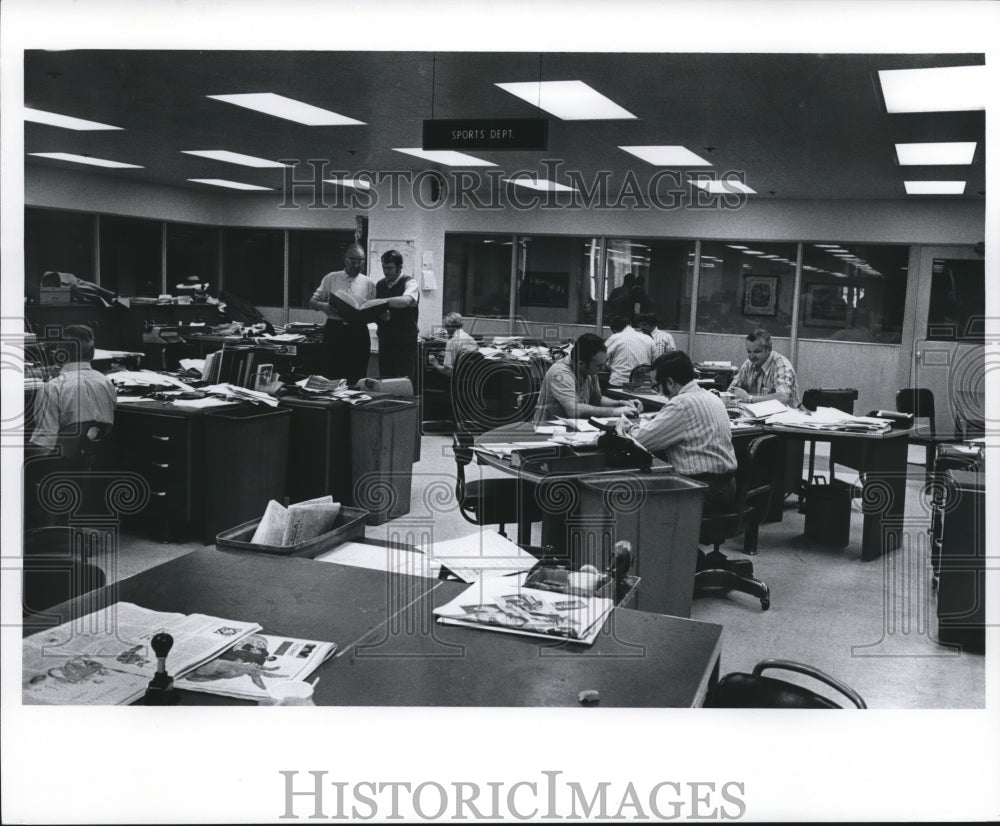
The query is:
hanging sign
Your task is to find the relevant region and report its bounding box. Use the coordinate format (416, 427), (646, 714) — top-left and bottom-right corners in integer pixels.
(422, 118), (548, 151)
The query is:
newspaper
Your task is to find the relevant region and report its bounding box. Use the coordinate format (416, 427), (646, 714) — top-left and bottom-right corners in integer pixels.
(23, 603), (262, 705)
(433, 574), (614, 645)
(176, 634), (337, 700)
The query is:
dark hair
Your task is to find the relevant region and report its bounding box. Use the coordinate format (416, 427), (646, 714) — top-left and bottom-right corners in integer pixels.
(652, 350), (695, 387)
(609, 315), (628, 333)
(63, 324), (96, 361)
(572, 333), (607, 371)
(380, 249), (403, 269)
(746, 328), (773, 348)
(637, 312), (658, 328)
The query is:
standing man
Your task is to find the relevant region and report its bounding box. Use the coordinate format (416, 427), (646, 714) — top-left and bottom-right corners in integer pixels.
(605, 315), (654, 387)
(374, 249), (420, 386)
(309, 244), (375, 384)
(432, 312), (477, 379)
(637, 312), (676, 359)
(728, 328), (801, 408)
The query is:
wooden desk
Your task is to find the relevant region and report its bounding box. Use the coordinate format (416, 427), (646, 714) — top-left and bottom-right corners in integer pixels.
(27, 548), (724, 707)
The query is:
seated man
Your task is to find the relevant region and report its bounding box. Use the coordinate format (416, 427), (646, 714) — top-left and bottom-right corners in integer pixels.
(431, 312), (477, 379)
(626, 350), (737, 513)
(727, 327), (801, 408)
(636, 312), (676, 359)
(604, 315), (654, 387)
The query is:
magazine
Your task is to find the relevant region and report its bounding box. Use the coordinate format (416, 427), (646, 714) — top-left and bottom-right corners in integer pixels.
(22, 603), (262, 705)
(433, 575), (614, 645)
(176, 634), (337, 700)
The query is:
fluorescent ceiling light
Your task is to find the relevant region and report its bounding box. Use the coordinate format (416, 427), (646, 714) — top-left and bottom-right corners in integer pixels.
(503, 177), (578, 193)
(814, 244), (840, 249)
(182, 150), (287, 168)
(324, 176), (372, 191)
(743, 250), (765, 255)
(895, 142), (976, 166)
(188, 178), (273, 191)
(393, 148), (495, 166)
(207, 93), (364, 126)
(496, 80), (636, 120)
(619, 146), (711, 166)
(877, 65), (987, 113)
(904, 180), (966, 195)
(691, 179), (756, 195)
(727, 245), (750, 250)
(24, 107), (122, 131)
(28, 152), (141, 168)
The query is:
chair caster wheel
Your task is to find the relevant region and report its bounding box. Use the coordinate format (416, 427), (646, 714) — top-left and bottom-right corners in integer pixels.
(760, 598), (770, 610)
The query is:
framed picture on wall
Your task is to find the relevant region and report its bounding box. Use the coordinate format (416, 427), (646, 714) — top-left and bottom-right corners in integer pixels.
(804, 283), (851, 327)
(519, 271), (570, 308)
(742, 275), (778, 316)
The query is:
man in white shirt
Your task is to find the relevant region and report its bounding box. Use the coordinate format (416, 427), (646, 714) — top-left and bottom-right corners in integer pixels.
(309, 244), (375, 383)
(637, 312), (676, 360)
(605, 315), (654, 386)
(432, 312), (477, 378)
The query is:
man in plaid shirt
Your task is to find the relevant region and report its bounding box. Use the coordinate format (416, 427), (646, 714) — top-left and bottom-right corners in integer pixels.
(728, 328), (801, 409)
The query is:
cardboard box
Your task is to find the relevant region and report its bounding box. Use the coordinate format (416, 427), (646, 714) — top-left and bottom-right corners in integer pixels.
(39, 287), (72, 304)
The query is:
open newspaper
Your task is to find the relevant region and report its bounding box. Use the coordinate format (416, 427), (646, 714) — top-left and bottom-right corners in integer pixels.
(175, 634), (337, 700)
(433, 574), (614, 645)
(23, 603), (261, 705)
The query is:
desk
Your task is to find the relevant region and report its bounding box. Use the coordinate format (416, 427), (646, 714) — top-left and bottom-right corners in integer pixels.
(28, 548), (724, 707)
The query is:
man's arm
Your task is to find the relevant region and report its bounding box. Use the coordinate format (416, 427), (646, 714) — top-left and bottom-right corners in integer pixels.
(28, 384), (58, 451)
(630, 402), (684, 455)
(385, 278), (418, 309)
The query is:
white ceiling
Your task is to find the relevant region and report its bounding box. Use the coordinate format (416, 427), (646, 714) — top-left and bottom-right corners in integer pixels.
(23, 50), (986, 201)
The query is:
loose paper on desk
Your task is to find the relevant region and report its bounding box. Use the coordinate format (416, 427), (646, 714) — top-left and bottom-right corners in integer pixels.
(315, 541), (442, 579)
(176, 633), (337, 700)
(418, 530), (538, 583)
(108, 370), (192, 390)
(23, 603), (261, 705)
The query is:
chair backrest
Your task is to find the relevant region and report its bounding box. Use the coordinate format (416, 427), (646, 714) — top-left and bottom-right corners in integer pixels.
(736, 435), (782, 520)
(802, 388), (858, 415)
(452, 351), (537, 432)
(896, 387), (936, 435)
(708, 658), (867, 709)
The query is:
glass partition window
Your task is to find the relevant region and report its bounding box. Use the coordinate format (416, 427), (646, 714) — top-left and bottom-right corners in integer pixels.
(222, 227), (284, 308)
(443, 233), (513, 320)
(927, 257), (985, 342)
(603, 238), (695, 332)
(288, 229), (357, 309)
(514, 235), (596, 327)
(696, 241), (798, 337)
(99, 215), (162, 297)
(25, 208), (96, 301)
(166, 223), (219, 292)
(799, 243), (908, 344)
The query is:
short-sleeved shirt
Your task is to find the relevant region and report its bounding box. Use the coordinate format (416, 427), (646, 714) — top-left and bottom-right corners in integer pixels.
(375, 275), (420, 344)
(649, 328), (676, 360)
(29, 361), (117, 451)
(534, 359), (602, 424)
(311, 270), (376, 324)
(630, 381), (737, 476)
(728, 349), (801, 409)
(605, 325), (654, 385)
(443, 328), (477, 368)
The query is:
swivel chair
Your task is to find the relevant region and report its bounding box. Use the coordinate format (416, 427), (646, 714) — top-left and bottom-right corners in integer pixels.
(706, 659), (867, 708)
(695, 434), (780, 610)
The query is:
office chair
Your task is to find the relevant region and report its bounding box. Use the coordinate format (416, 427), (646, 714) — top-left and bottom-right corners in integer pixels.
(706, 659), (867, 708)
(896, 388), (961, 484)
(22, 526), (107, 631)
(626, 363), (654, 390)
(452, 434), (542, 542)
(695, 434), (780, 610)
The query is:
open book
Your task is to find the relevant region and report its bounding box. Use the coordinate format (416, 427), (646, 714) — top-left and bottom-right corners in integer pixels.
(329, 289), (389, 322)
(250, 496), (342, 547)
(175, 633), (336, 700)
(433, 575), (614, 645)
(23, 603), (262, 705)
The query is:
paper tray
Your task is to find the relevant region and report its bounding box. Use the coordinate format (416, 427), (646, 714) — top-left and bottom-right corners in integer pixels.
(215, 506), (368, 557)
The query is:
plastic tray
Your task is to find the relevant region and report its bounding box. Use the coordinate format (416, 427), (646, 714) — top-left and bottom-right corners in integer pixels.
(215, 506), (368, 557)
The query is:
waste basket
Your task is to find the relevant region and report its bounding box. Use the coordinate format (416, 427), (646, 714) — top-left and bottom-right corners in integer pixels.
(573, 474), (706, 618)
(350, 398), (418, 525)
(803, 476), (852, 547)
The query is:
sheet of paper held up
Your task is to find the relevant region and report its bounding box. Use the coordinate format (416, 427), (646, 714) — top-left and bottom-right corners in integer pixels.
(418, 530), (539, 583)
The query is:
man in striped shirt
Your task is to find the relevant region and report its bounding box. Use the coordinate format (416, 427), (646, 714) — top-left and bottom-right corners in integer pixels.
(728, 328), (801, 408)
(627, 350), (737, 512)
(637, 312), (676, 359)
(605, 315), (654, 386)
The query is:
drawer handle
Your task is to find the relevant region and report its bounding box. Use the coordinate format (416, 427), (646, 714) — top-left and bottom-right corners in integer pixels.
(151, 491), (167, 497)
(152, 462), (169, 469)
(151, 435), (170, 442)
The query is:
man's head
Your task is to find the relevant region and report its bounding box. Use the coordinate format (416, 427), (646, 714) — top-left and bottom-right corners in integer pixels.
(63, 324), (96, 362)
(572, 333), (609, 375)
(637, 312), (658, 336)
(380, 249), (403, 281)
(344, 244), (366, 277)
(609, 315), (628, 334)
(443, 312), (464, 337)
(652, 350), (695, 398)
(622, 273), (635, 288)
(745, 328), (773, 368)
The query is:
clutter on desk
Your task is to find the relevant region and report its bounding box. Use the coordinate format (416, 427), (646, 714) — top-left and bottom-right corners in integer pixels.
(176, 633), (337, 702)
(22, 602), (261, 705)
(765, 406), (891, 433)
(432, 572), (615, 645)
(217, 496), (368, 557)
(108, 369), (193, 391)
(293, 375), (374, 404)
(316, 541), (442, 579)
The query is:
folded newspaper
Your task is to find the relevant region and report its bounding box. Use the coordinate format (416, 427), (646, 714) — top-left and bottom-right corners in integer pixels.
(433, 574), (614, 645)
(22, 603), (261, 705)
(175, 633), (336, 700)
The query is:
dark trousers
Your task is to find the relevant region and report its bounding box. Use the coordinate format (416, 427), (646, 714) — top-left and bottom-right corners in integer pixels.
(323, 320), (371, 384)
(691, 473), (737, 515)
(377, 340), (417, 388)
